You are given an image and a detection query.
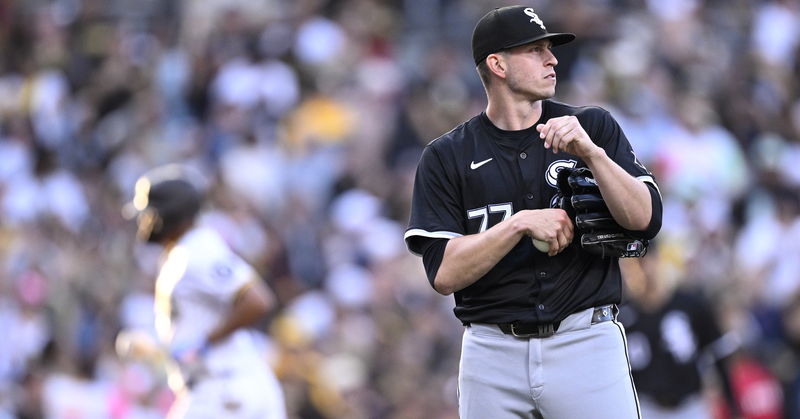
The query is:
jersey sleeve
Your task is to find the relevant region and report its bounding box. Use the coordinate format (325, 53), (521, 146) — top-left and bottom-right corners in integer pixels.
(587, 108), (663, 238)
(404, 143), (465, 256)
(592, 108), (661, 195)
(187, 232), (259, 304)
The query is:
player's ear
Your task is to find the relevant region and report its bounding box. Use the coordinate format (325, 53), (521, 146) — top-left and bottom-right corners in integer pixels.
(486, 53), (507, 79)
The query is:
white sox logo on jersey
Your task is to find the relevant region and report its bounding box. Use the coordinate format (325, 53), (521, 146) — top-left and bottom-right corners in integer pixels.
(546, 159), (577, 187)
(524, 8), (546, 30)
(661, 311), (697, 363)
(547, 159), (577, 207)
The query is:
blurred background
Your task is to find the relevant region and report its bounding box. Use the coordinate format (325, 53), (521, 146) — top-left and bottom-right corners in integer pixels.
(0, 0), (799, 417)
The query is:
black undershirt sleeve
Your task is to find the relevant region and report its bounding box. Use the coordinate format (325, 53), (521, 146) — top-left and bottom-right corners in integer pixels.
(641, 183), (663, 240)
(419, 238), (448, 288)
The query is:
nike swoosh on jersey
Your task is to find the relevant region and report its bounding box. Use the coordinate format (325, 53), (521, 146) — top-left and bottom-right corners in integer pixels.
(470, 158), (493, 170)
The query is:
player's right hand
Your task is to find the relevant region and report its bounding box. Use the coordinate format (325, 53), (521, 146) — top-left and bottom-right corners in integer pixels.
(513, 208), (574, 257)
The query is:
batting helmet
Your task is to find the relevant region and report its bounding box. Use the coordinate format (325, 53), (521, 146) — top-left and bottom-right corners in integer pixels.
(125, 164), (206, 243)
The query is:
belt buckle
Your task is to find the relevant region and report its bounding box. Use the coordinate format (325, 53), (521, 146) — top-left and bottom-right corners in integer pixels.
(591, 305), (615, 324)
(510, 323), (533, 338)
(510, 322), (555, 338)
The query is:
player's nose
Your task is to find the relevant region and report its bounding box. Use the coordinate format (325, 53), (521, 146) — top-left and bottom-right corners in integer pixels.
(545, 50), (558, 67)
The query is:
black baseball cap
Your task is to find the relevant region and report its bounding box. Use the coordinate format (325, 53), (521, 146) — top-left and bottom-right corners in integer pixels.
(472, 6), (575, 65)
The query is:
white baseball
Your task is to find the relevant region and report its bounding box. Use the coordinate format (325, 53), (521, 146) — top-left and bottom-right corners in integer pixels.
(532, 238), (550, 253)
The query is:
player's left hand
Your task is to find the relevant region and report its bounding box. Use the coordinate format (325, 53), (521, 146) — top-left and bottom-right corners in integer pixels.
(536, 116), (601, 158)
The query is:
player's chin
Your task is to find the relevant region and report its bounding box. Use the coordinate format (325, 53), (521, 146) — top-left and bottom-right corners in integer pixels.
(531, 86), (556, 101)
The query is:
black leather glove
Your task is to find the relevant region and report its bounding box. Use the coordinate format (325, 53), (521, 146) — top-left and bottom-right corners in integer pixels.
(555, 167), (648, 258)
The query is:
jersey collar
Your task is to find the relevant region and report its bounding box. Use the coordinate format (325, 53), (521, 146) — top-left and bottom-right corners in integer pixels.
(479, 100), (550, 145)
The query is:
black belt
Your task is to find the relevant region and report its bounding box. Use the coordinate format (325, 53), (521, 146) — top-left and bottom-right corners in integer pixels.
(497, 305), (616, 338)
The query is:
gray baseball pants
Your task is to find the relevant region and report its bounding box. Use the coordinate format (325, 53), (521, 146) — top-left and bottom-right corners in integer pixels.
(458, 306), (641, 418)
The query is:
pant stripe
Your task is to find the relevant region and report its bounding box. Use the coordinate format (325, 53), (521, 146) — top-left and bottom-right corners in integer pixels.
(612, 318), (642, 419)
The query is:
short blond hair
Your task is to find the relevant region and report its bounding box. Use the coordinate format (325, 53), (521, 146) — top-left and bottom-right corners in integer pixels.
(476, 60), (493, 87)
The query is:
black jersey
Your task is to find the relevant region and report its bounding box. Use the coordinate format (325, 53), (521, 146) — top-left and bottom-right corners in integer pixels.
(404, 99), (661, 325)
(619, 290), (730, 408)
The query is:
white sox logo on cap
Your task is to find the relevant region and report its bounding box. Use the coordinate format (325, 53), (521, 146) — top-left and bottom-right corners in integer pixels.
(471, 6), (575, 65)
(523, 8), (546, 30)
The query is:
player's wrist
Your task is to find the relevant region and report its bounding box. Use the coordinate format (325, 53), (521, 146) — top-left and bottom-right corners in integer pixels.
(568, 136), (601, 160)
(507, 210), (533, 238)
(580, 144), (606, 163)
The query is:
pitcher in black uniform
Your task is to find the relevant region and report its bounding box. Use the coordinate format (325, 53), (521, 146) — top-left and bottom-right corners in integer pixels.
(404, 5), (663, 418)
(619, 247), (739, 419)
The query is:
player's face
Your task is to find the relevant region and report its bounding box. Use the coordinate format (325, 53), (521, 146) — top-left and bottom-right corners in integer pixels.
(502, 40), (558, 100)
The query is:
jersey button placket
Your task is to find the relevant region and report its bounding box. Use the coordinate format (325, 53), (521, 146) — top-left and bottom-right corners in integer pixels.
(536, 272), (547, 311)
(520, 152), (527, 159)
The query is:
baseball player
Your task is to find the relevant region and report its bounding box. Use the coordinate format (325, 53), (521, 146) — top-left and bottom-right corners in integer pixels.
(126, 164), (287, 419)
(619, 247), (739, 419)
(404, 6), (663, 418)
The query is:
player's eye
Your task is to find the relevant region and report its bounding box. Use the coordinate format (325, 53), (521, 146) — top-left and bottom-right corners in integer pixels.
(530, 45), (551, 54)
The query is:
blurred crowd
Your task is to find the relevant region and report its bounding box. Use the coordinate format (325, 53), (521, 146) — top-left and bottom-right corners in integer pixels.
(0, 0), (799, 417)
